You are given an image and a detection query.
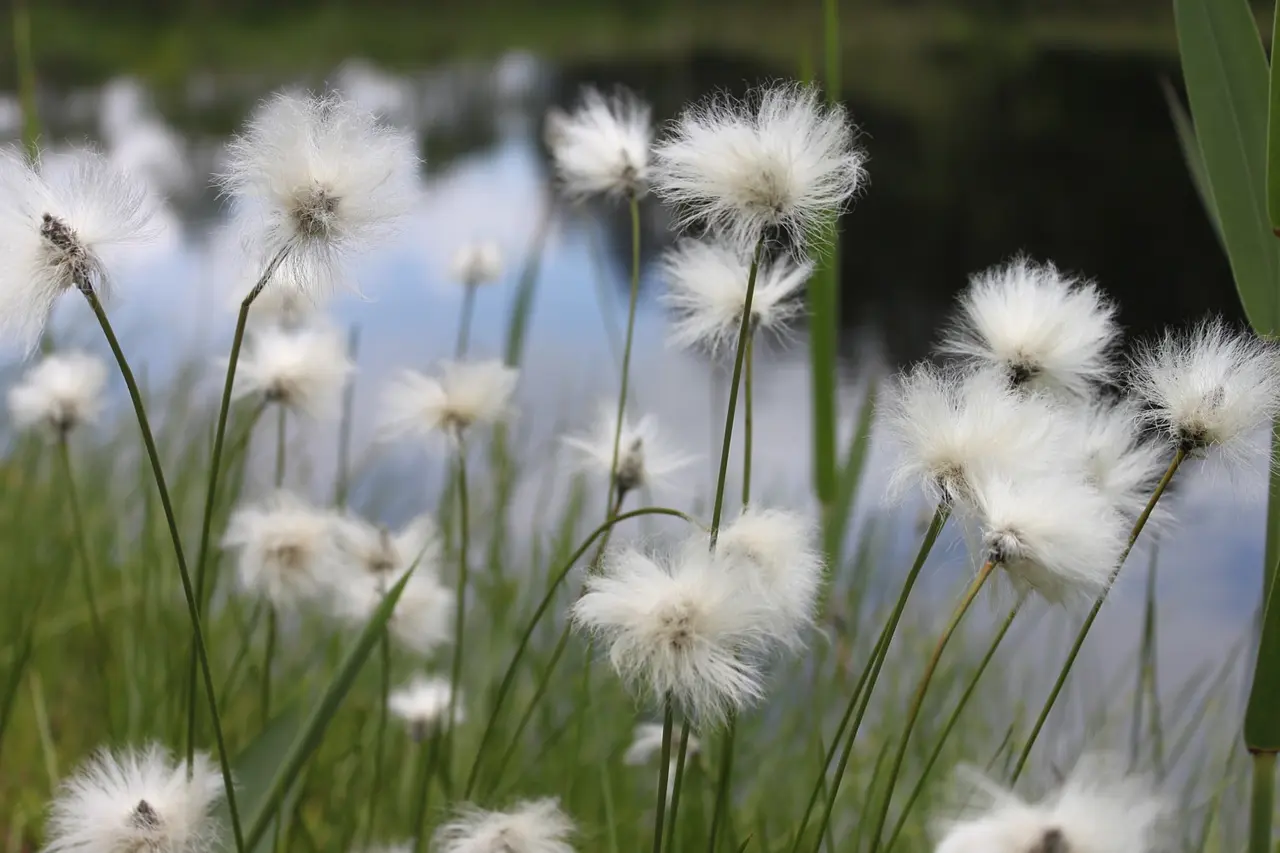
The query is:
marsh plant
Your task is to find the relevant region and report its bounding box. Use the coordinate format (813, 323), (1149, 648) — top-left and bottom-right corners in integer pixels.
(0, 79), (1272, 853)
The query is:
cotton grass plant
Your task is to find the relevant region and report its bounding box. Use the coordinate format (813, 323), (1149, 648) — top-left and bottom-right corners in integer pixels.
(0, 73), (1269, 853)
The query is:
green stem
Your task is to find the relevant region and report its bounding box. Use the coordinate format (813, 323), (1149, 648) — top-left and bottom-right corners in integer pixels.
(741, 331), (754, 507)
(707, 713), (736, 853)
(882, 599), (1023, 851)
(653, 698), (675, 853)
(665, 720), (692, 853)
(334, 325), (360, 506)
(1249, 751), (1275, 853)
(488, 625), (572, 792)
(274, 405), (287, 488)
(802, 504), (950, 852)
(607, 192), (643, 516)
(260, 606), (276, 726)
(445, 448), (470, 793)
(455, 283), (478, 360)
(81, 288), (245, 853)
(364, 632), (391, 848)
(1010, 447), (1186, 783)
(867, 560), (999, 853)
(13, 0), (40, 160)
(709, 237), (764, 542)
(412, 729), (442, 853)
(462, 506), (697, 797)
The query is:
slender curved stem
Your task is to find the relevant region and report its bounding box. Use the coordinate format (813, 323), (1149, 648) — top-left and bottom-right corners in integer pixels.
(363, 632), (391, 848)
(462, 506), (698, 797)
(653, 698), (675, 853)
(411, 729), (442, 853)
(1249, 751), (1276, 853)
(742, 331), (754, 507)
(445, 448), (470, 793)
(1010, 447), (1186, 782)
(867, 560), (998, 852)
(802, 504), (950, 853)
(259, 606), (276, 727)
(274, 405), (287, 488)
(707, 714), (736, 853)
(883, 600), (1023, 851)
(665, 720), (692, 853)
(488, 625), (571, 792)
(455, 283), (478, 359)
(81, 289), (245, 853)
(606, 192), (643, 515)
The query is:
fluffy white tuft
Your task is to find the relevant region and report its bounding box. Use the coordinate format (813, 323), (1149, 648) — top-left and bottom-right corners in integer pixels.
(660, 237), (813, 355)
(623, 722), (702, 766)
(0, 148), (156, 353)
(962, 469), (1127, 605)
(1130, 319), (1280, 457)
(219, 92), (420, 298)
(389, 675), (458, 739)
(940, 257), (1119, 396)
(572, 543), (772, 724)
(548, 87), (651, 199)
(222, 491), (342, 608)
(234, 323), (354, 417)
(332, 570), (454, 656)
(1069, 397), (1170, 522)
(883, 365), (1069, 505)
(9, 350), (107, 435)
(333, 513), (443, 584)
(934, 754), (1168, 853)
(380, 360), (518, 446)
(432, 798), (575, 853)
(450, 241), (504, 288)
(652, 83), (865, 250)
(562, 400), (695, 496)
(45, 744), (225, 853)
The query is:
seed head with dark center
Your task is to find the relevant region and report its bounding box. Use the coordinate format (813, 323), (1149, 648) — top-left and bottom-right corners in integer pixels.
(129, 799), (162, 831)
(291, 187), (340, 241)
(40, 213), (96, 292)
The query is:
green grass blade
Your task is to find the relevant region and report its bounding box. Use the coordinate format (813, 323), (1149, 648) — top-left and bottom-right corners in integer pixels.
(1246, 553), (1280, 752)
(1268, 0), (1280, 231)
(807, 223), (840, 507)
(12, 0), (40, 159)
(217, 705), (305, 853)
(1161, 78), (1225, 250)
(823, 379), (876, 562)
(1174, 0), (1280, 334)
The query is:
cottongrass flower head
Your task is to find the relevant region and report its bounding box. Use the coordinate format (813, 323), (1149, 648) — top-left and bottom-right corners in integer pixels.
(333, 570), (453, 656)
(884, 365), (1067, 505)
(548, 87), (651, 199)
(562, 401), (695, 498)
(1071, 397), (1169, 521)
(389, 675), (458, 740)
(235, 323), (354, 417)
(941, 257), (1119, 396)
(1131, 319), (1280, 458)
(222, 491), (341, 608)
(451, 241), (503, 288)
(433, 798), (574, 853)
(623, 721), (702, 765)
(572, 540), (772, 724)
(934, 754), (1167, 853)
(712, 507), (824, 649)
(660, 237), (813, 355)
(334, 513), (442, 587)
(44, 744), (224, 853)
(652, 82), (866, 250)
(219, 91), (419, 298)
(9, 351), (107, 436)
(381, 360), (518, 446)
(962, 468), (1127, 605)
(0, 148), (155, 352)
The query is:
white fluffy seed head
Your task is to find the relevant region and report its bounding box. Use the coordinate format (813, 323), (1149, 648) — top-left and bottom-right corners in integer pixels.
(884, 365), (1069, 506)
(45, 744), (225, 853)
(623, 722), (702, 765)
(219, 92), (420, 298)
(712, 507), (824, 650)
(1069, 397), (1170, 522)
(963, 469), (1127, 605)
(940, 257), (1119, 396)
(660, 237), (813, 355)
(450, 241), (503, 288)
(222, 491), (342, 608)
(652, 82), (866, 250)
(380, 360), (518, 446)
(548, 87), (651, 199)
(332, 571), (454, 656)
(0, 148), (156, 353)
(389, 675), (458, 739)
(562, 401), (695, 496)
(9, 350), (107, 436)
(934, 754), (1168, 853)
(1130, 319), (1280, 457)
(572, 543), (771, 724)
(234, 323), (354, 417)
(432, 798), (575, 853)
(333, 514), (442, 585)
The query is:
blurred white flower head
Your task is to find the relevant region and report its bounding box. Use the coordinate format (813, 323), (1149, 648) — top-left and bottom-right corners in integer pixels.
(623, 721), (702, 765)
(333, 571), (453, 656)
(334, 513), (442, 586)
(389, 675), (458, 740)
(652, 83), (865, 250)
(234, 323), (354, 417)
(941, 257), (1119, 396)
(9, 350), (107, 435)
(562, 401), (695, 498)
(44, 745), (224, 853)
(548, 87), (651, 199)
(380, 360), (518, 446)
(450, 241), (504, 288)
(433, 798), (575, 853)
(0, 148), (156, 352)
(222, 491), (341, 608)
(933, 754), (1167, 853)
(1131, 319), (1280, 458)
(660, 237), (813, 355)
(1070, 397), (1169, 522)
(219, 91), (420, 298)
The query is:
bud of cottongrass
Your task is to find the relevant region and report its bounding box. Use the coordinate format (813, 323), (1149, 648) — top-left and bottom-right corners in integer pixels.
(450, 241), (503, 288)
(9, 351), (107, 436)
(548, 87), (651, 199)
(234, 323), (354, 418)
(432, 798), (575, 853)
(380, 360), (518, 447)
(562, 401), (694, 499)
(389, 675), (458, 741)
(222, 491), (342, 608)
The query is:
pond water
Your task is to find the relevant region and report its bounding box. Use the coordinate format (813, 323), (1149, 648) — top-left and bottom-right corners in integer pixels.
(0, 45), (1260, 722)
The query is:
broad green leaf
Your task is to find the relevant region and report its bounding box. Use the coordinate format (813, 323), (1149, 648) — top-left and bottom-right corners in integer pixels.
(1245, 554), (1280, 752)
(808, 221), (840, 505)
(1269, 0), (1280, 231)
(1175, 0), (1280, 334)
(1161, 78), (1225, 251)
(215, 705), (304, 853)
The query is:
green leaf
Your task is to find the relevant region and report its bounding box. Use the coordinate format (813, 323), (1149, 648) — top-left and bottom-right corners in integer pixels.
(808, 220), (840, 505)
(1161, 78), (1225, 251)
(1268, 0), (1280, 231)
(242, 568), (415, 852)
(1175, 0), (1280, 334)
(215, 705), (305, 853)
(1245, 554), (1280, 752)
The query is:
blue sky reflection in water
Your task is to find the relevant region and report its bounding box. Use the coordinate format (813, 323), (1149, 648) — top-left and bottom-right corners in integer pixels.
(0, 54), (1263, 737)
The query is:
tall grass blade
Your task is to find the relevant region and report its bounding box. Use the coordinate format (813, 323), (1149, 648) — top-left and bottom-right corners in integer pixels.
(1267, 0), (1280, 232)
(1161, 78), (1224, 250)
(219, 705), (306, 853)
